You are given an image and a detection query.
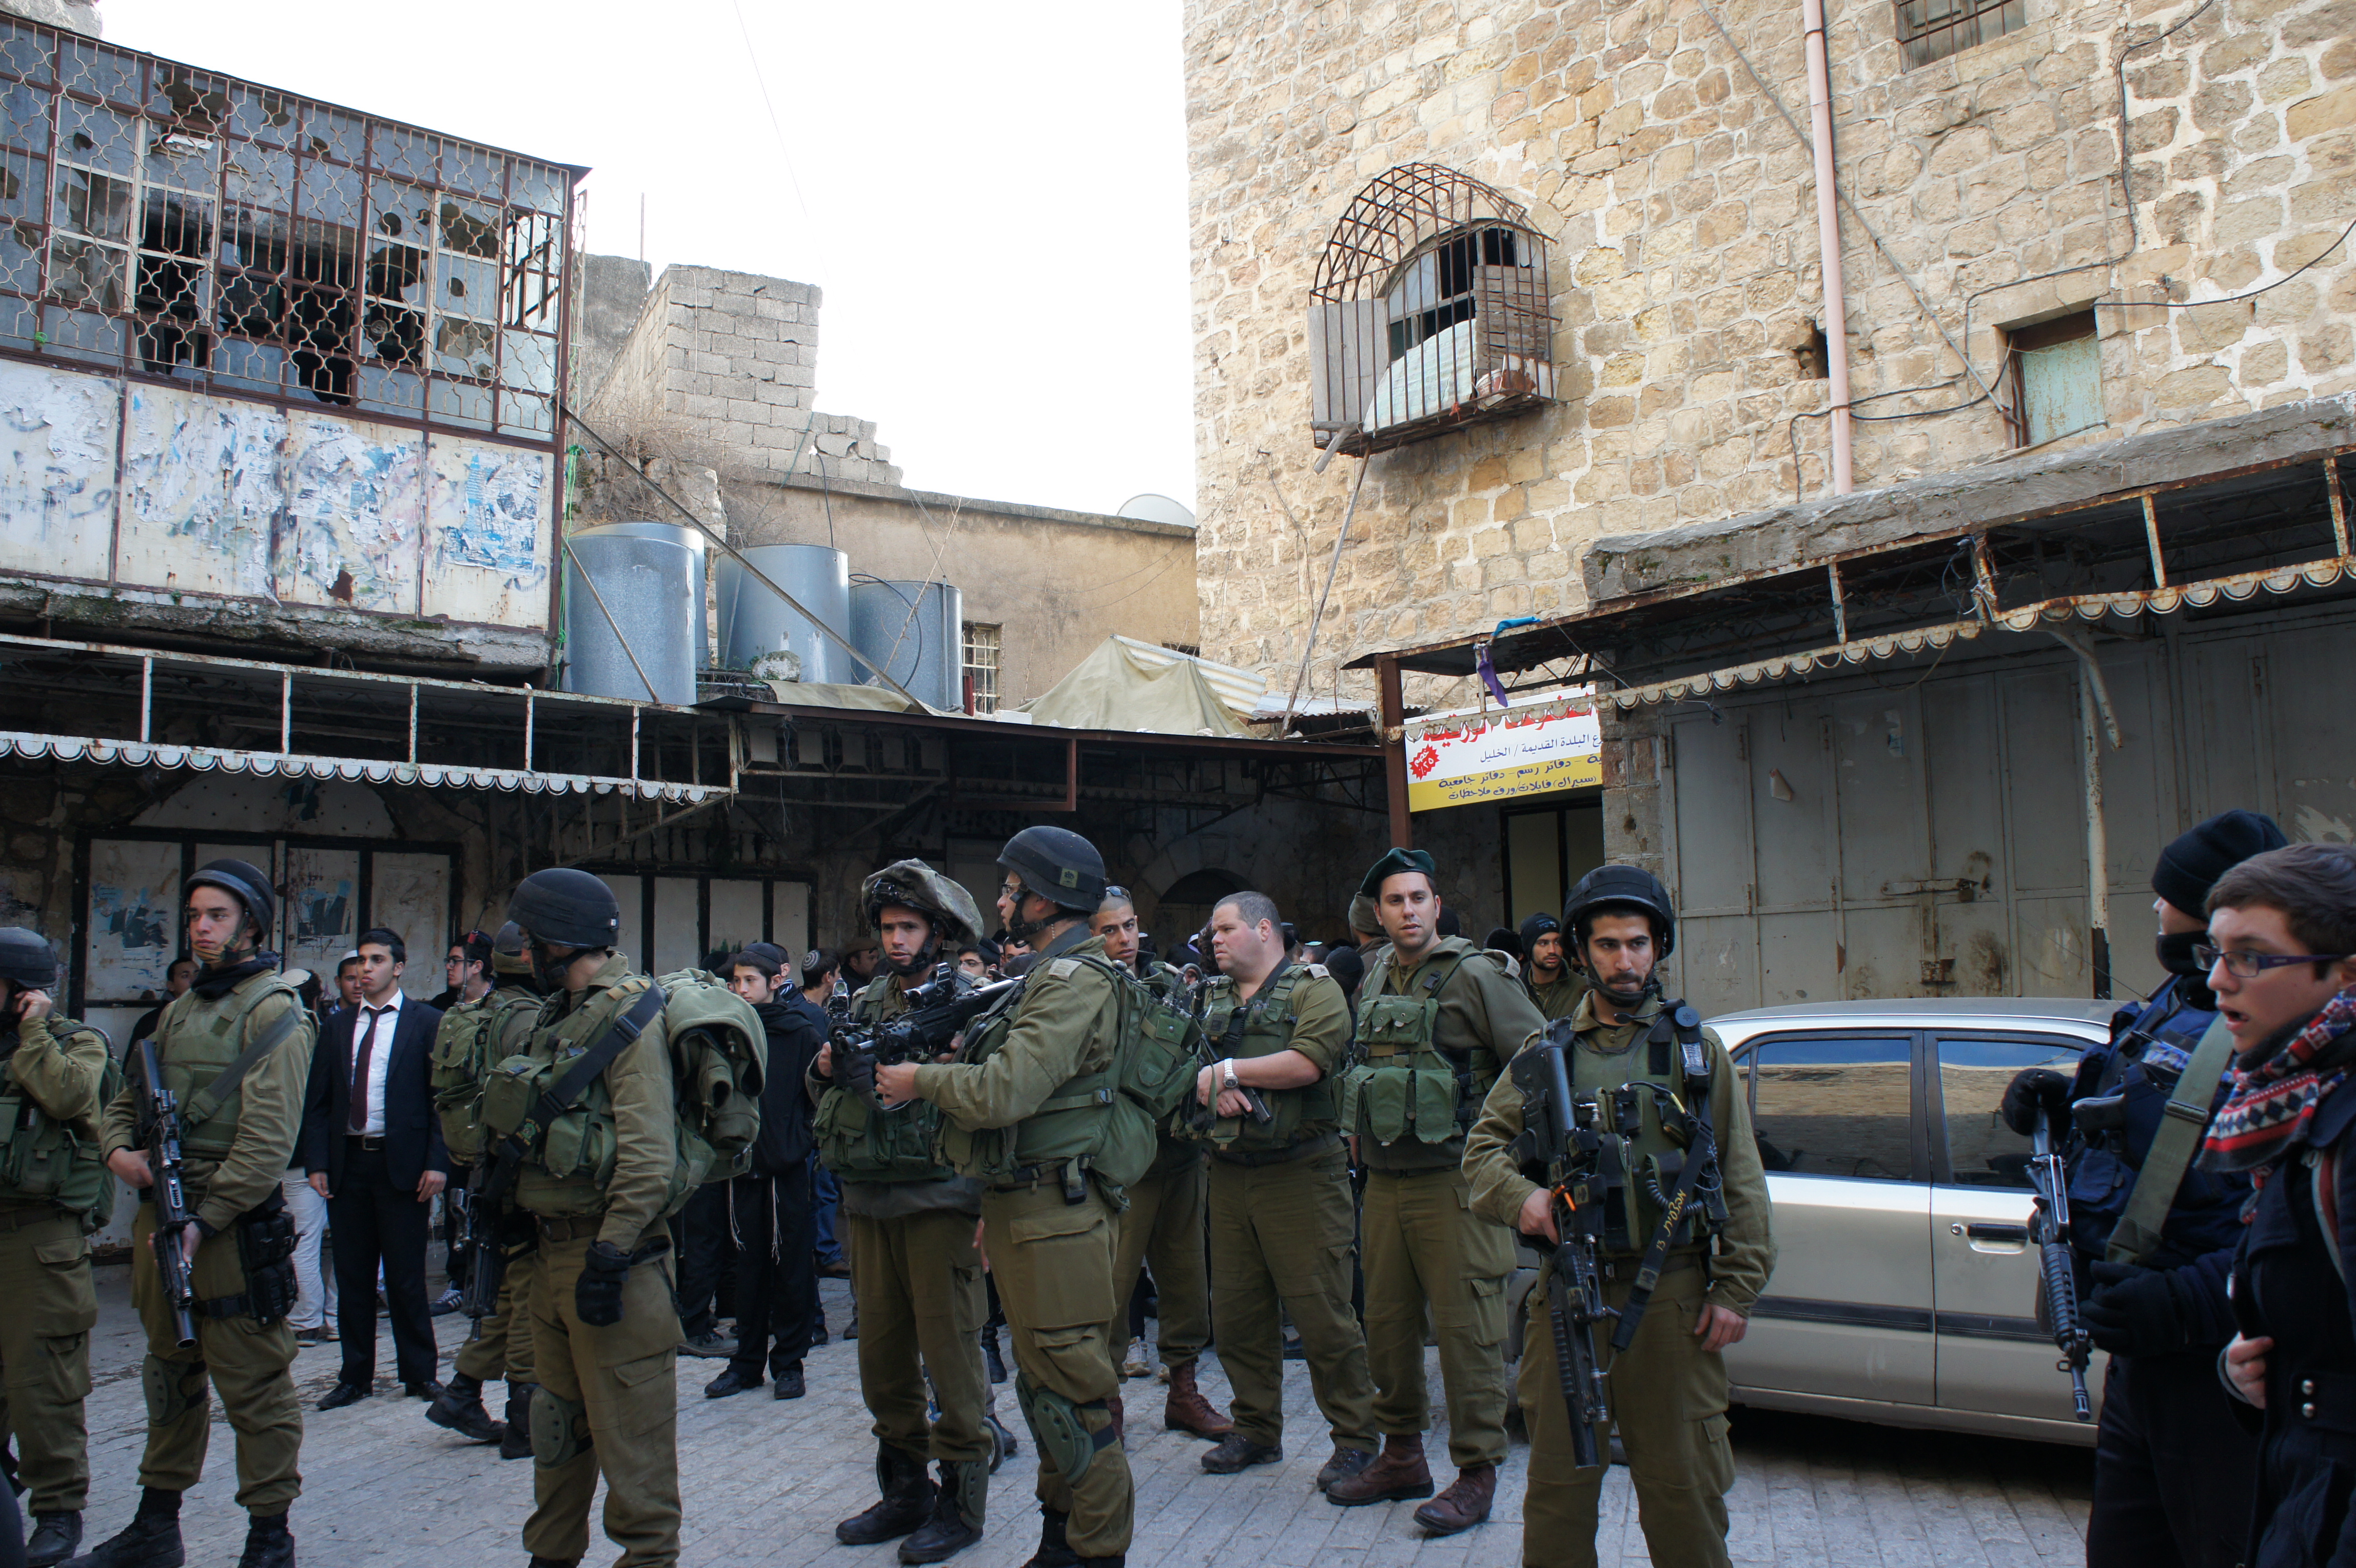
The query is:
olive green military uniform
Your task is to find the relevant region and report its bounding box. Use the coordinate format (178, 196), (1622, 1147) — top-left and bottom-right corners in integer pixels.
(1464, 992), (1776, 1568)
(510, 955), (685, 1568)
(1193, 962), (1376, 1453)
(97, 968), (311, 1516)
(1109, 961), (1209, 1379)
(0, 1012), (111, 1516)
(915, 927), (1134, 1561)
(1525, 970), (1588, 1024)
(435, 983), (545, 1391)
(1348, 936), (1546, 1471)
(810, 971), (993, 1485)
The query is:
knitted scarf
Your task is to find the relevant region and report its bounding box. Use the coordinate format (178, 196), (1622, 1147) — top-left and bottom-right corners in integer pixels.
(2202, 989), (2356, 1180)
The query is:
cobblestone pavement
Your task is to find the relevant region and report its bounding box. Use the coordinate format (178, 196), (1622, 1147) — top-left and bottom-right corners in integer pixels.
(71, 1268), (2092, 1567)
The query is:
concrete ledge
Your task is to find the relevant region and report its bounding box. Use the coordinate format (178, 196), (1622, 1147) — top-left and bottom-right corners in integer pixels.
(747, 469), (1199, 541)
(1583, 395), (2356, 602)
(0, 580), (554, 675)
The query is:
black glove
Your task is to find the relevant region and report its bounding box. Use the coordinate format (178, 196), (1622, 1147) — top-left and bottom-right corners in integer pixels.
(574, 1240), (632, 1328)
(1999, 1068), (2072, 1136)
(2080, 1259), (2194, 1358)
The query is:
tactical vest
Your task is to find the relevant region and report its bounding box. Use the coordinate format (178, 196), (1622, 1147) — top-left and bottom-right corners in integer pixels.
(1343, 951), (1499, 1149)
(0, 1018), (122, 1227)
(935, 953), (1157, 1194)
(152, 972), (309, 1164)
(432, 985), (544, 1165)
(1566, 1006), (1722, 1259)
(812, 972), (959, 1184)
(1188, 964), (1336, 1152)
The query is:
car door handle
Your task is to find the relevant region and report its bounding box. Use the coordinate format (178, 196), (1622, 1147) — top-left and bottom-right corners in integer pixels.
(1950, 1222), (2029, 1242)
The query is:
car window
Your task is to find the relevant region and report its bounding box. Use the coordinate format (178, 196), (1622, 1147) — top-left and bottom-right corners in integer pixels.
(1937, 1034), (2087, 1188)
(1743, 1034), (1914, 1182)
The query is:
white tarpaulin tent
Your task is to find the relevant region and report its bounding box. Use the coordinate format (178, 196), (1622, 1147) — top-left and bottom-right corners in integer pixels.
(1022, 637), (1255, 736)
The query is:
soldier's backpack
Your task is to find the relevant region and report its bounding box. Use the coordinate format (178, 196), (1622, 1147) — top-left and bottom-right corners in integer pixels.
(430, 988), (544, 1165)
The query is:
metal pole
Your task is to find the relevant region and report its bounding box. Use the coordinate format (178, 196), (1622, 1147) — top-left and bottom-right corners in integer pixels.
(139, 657), (151, 742)
(1803, 0), (1853, 494)
(279, 672), (291, 754)
(1379, 655), (1412, 850)
(407, 681), (419, 764)
(2080, 671), (2110, 999)
(1283, 454), (1370, 731)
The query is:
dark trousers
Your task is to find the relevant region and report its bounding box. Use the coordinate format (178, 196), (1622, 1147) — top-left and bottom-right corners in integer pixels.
(2088, 1347), (2261, 1568)
(671, 1180), (736, 1337)
(728, 1165), (818, 1379)
(328, 1140), (438, 1387)
(811, 1155), (843, 1266)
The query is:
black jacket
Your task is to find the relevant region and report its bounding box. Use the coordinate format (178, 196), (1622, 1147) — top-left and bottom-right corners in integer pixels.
(301, 995), (450, 1193)
(750, 996), (827, 1175)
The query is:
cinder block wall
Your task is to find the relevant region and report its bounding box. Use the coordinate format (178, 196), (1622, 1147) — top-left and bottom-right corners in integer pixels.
(1185, 0), (2356, 709)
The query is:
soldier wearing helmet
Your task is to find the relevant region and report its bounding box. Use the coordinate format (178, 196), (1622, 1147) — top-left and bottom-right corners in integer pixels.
(424, 921), (546, 1462)
(91, 859), (312, 1568)
(873, 826), (1140, 1568)
(0, 929), (115, 1567)
(810, 858), (997, 1564)
(1463, 865), (1777, 1568)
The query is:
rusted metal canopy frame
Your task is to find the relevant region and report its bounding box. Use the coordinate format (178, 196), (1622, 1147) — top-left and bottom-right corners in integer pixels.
(1350, 446), (2356, 696)
(0, 19), (583, 449)
(1310, 163), (1559, 458)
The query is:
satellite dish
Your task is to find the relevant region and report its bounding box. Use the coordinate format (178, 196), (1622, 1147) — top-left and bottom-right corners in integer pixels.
(1116, 493), (1196, 528)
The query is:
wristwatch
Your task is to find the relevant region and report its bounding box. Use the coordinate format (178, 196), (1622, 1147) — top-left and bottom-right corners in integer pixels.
(1223, 1059), (1241, 1093)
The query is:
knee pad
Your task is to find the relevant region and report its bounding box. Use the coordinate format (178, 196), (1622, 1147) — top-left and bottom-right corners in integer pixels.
(1013, 1371), (1114, 1483)
(142, 1355), (207, 1427)
(530, 1385), (593, 1468)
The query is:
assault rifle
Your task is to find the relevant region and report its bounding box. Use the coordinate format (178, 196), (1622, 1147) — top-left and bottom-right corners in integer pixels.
(1507, 1036), (1617, 1469)
(459, 1159), (535, 1321)
(2027, 1104), (2094, 1421)
(833, 965), (1019, 1110)
(134, 1038), (200, 1349)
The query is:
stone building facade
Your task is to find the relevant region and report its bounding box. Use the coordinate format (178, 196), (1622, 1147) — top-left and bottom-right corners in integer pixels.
(1185, 0), (2356, 710)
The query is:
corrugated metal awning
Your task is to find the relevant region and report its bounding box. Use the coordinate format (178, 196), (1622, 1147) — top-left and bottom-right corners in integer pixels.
(0, 731), (730, 806)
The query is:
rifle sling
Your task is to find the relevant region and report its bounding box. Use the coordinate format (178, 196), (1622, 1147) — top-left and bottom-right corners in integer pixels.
(1611, 1089), (1716, 1354)
(2104, 1013), (2237, 1265)
(483, 984), (666, 1201)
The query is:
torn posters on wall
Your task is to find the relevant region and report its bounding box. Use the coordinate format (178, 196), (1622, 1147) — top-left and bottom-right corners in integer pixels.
(281, 416), (426, 613)
(423, 438), (550, 626)
(0, 357), (117, 582)
(117, 384), (284, 599)
(85, 838), (182, 1003)
(1404, 695), (1601, 812)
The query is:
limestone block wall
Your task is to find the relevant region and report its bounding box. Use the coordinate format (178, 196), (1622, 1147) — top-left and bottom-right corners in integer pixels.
(580, 261), (902, 488)
(1185, 0), (2356, 708)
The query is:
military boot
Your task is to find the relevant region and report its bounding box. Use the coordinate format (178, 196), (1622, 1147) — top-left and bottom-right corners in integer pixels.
(500, 1383), (537, 1461)
(1411, 1464), (1496, 1535)
(61, 1488), (183, 1568)
(526, 1559), (579, 1567)
(26, 1511), (82, 1567)
(1161, 1360), (1232, 1439)
(427, 1372), (504, 1443)
(899, 1459), (985, 1563)
(1324, 1433), (1432, 1506)
(1017, 1508), (1125, 1568)
(836, 1443), (936, 1545)
(981, 1324), (1006, 1384)
(234, 1514), (293, 1568)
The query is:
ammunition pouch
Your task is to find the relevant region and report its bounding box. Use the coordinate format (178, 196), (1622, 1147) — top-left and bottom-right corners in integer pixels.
(1342, 955), (1494, 1148)
(187, 1189), (298, 1325)
(1014, 1370), (1114, 1482)
(532, 1384), (593, 1467)
(0, 1022), (124, 1228)
(814, 1089), (953, 1182)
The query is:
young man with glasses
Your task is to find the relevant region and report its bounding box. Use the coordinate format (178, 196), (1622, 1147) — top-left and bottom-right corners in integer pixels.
(2000, 810), (2285, 1568)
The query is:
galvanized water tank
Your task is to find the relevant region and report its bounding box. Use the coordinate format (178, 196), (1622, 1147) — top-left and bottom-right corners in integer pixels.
(849, 579), (963, 711)
(716, 543), (852, 685)
(562, 523), (700, 706)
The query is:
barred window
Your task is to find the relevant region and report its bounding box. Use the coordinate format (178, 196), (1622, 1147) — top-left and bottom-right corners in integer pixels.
(0, 19), (571, 442)
(1897, 0), (2025, 69)
(962, 622), (1001, 715)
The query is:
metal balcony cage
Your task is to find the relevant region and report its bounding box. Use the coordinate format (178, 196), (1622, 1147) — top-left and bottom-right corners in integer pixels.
(1308, 164), (1558, 458)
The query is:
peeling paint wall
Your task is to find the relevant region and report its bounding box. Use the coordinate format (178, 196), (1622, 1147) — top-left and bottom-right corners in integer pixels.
(0, 358), (553, 632)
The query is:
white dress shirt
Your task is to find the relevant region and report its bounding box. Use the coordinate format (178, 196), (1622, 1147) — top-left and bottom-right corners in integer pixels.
(351, 988), (403, 1136)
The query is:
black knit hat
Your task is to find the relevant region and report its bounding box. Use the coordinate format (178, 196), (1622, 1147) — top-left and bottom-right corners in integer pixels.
(2152, 810), (2289, 917)
(1519, 912), (1561, 955)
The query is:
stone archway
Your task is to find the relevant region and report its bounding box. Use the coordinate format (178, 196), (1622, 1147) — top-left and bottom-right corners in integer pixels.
(1146, 867), (1246, 952)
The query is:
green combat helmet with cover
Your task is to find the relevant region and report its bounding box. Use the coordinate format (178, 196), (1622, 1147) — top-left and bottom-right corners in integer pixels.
(0, 927), (123, 1230)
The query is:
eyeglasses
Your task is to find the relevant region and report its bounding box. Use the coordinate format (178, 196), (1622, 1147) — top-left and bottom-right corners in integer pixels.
(2193, 944), (2355, 978)
(998, 880), (1026, 902)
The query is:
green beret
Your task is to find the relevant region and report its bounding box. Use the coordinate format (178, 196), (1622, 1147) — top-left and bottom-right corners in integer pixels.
(1359, 847), (1437, 899)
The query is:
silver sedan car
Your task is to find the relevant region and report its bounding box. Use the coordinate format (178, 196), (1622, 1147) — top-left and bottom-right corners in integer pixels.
(1711, 996), (2118, 1444)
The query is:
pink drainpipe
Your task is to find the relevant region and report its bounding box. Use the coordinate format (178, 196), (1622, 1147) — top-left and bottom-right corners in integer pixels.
(1803, 0), (1854, 493)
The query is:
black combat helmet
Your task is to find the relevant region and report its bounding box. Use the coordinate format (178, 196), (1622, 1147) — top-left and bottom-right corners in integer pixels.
(997, 826), (1107, 915)
(0, 927), (58, 990)
(188, 858), (276, 941)
(505, 868), (622, 951)
(1563, 865), (1677, 961)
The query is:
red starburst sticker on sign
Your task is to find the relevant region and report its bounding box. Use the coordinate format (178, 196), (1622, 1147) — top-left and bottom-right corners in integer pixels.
(1409, 743), (1440, 779)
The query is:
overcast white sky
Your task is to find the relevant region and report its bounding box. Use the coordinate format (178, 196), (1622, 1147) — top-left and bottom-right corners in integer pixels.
(100, 0), (1197, 518)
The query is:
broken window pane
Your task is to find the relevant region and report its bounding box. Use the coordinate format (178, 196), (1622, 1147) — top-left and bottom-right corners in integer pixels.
(212, 334), (288, 395)
(50, 237), (125, 308)
(437, 252), (493, 320)
(287, 214), (355, 289)
(501, 209), (558, 328)
(230, 85), (297, 146)
(151, 68), (227, 134)
(42, 302), (125, 366)
(360, 298), (422, 365)
(0, 22), (51, 85)
(140, 186), (211, 257)
(364, 238), (424, 301)
(0, 212), (41, 296)
(56, 100), (133, 175)
(0, 149), (41, 220)
(436, 194), (499, 259)
(57, 39), (140, 107)
(225, 143), (292, 210)
(432, 314), (494, 379)
(55, 167), (130, 241)
(305, 106), (363, 165)
(146, 129), (219, 192)
(3, 81), (47, 152)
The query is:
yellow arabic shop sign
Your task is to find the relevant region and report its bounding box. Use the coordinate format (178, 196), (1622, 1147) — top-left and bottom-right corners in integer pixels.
(1404, 700), (1602, 812)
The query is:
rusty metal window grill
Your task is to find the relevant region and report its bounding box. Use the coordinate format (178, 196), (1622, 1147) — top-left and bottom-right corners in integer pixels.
(1308, 164), (1557, 458)
(961, 621), (1000, 715)
(1896, 0), (2026, 70)
(0, 18), (573, 444)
